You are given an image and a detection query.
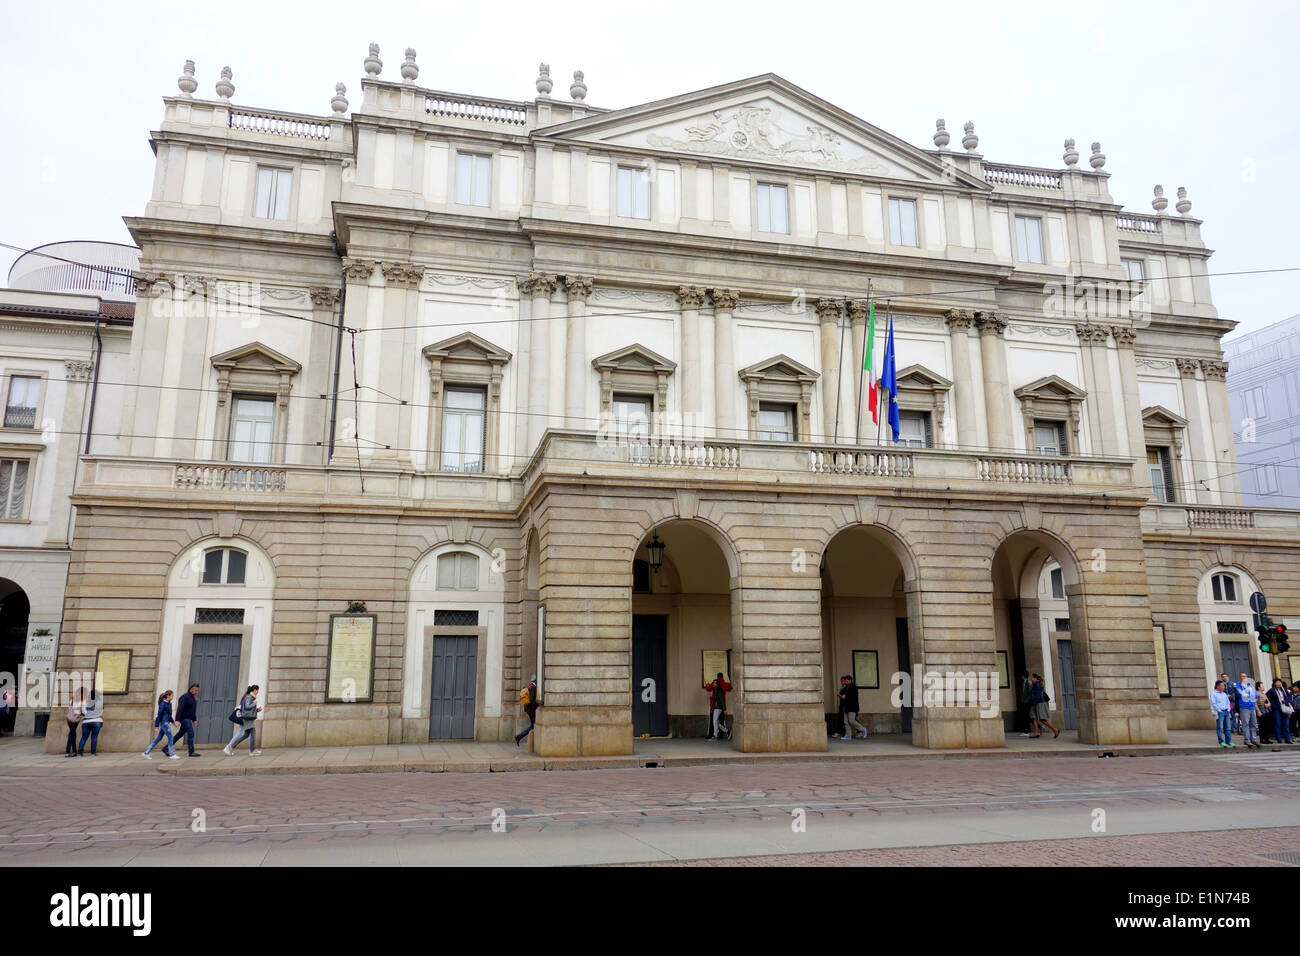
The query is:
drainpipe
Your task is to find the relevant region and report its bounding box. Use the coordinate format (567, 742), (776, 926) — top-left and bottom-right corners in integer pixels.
(327, 231), (346, 458)
(83, 314), (102, 455)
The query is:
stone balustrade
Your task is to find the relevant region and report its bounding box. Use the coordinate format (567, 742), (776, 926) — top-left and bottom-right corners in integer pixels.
(174, 464), (287, 492)
(424, 94), (528, 126)
(228, 108), (333, 141)
(982, 164), (1063, 190)
(976, 454), (1072, 485)
(808, 448), (912, 477)
(1186, 506), (1256, 530)
(1115, 213), (1161, 234)
(626, 439), (741, 469)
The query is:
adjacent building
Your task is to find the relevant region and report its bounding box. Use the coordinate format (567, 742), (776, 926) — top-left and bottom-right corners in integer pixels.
(1225, 313), (1300, 506)
(48, 50), (1300, 754)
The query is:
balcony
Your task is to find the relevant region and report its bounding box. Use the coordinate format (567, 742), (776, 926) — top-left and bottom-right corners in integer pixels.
(1142, 503), (1300, 539)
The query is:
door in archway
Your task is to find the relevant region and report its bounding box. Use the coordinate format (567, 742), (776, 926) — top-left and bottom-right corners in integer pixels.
(188, 635), (242, 745)
(1056, 640), (1078, 731)
(429, 635), (478, 739)
(632, 614), (668, 737)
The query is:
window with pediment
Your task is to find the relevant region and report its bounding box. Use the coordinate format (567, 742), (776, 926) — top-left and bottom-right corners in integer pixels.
(894, 364), (952, 449)
(210, 343), (302, 465)
(1142, 405), (1187, 504)
(1014, 375), (1086, 456)
(423, 332), (511, 473)
(592, 344), (675, 441)
(738, 355), (818, 442)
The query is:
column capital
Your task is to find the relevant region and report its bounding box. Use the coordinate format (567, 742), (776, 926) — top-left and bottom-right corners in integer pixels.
(342, 259), (376, 283)
(1075, 322), (1109, 345)
(975, 311), (1006, 336)
(527, 272), (558, 297)
(847, 299), (868, 323)
(943, 309), (973, 331)
(563, 275), (594, 302)
(1110, 325), (1138, 348)
(708, 288), (741, 312)
(1175, 357), (1201, 378)
(380, 262), (424, 289)
(64, 359), (93, 382)
(675, 285), (707, 309)
(814, 297), (843, 323)
(309, 287), (341, 309)
(1200, 359), (1228, 380)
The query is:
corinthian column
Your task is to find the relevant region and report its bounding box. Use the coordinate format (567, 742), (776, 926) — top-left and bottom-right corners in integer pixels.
(1177, 357), (1213, 505)
(1075, 322), (1116, 456)
(1201, 359), (1240, 502)
(944, 310), (977, 451)
(332, 259), (375, 463)
(564, 275), (593, 429)
(976, 311), (1012, 452)
(1110, 325), (1149, 492)
(816, 298), (843, 443)
(677, 285), (706, 434)
(710, 289), (740, 441)
(379, 262), (423, 464)
(527, 273), (557, 448)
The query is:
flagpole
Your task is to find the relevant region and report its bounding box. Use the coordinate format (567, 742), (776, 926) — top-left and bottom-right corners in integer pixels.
(854, 280), (870, 444)
(878, 300), (891, 447)
(833, 297), (847, 444)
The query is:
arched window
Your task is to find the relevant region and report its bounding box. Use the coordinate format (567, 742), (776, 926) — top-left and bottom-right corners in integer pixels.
(436, 552), (479, 590)
(1211, 572), (1239, 604)
(201, 548), (247, 585)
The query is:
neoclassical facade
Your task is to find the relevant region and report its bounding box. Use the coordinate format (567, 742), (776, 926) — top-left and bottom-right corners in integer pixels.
(51, 51), (1300, 753)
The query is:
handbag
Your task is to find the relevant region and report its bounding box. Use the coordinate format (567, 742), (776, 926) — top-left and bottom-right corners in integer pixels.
(228, 709), (244, 725)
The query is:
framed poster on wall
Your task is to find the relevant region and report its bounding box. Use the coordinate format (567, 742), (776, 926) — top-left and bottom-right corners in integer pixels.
(852, 650), (879, 689)
(94, 649), (131, 695)
(702, 649), (732, 686)
(326, 614), (377, 702)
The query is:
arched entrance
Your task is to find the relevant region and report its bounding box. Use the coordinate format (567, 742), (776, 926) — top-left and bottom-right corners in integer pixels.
(631, 520), (738, 743)
(0, 580), (28, 734)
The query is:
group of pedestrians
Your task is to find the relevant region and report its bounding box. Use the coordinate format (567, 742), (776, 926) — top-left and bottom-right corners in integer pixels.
(142, 683), (263, 758)
(1211, 671), (1298, 748)
(62, 688), (105, 756)
(1017, 672), (1060, 739)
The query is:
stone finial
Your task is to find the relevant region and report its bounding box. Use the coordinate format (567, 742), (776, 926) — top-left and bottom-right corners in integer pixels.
(536, 63), (553, 97)
(1175, 186), (1192, 215)
(570, 70), (587, 101)
(962, 121), (978, 151)
(215, 66), (234, 101)
(1152, 185), (1168, 213)
(401, 48), (419, 82)
(177, 60), (198, 97)
(1089, 141), (1106, 169)
(1063, 138), (1079, 166)
(364, 43), (382, 76)
(933, 119), (950, 149)
(331, 83), (349, 114)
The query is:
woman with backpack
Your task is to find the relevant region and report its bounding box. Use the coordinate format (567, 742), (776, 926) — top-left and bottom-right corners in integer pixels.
(142, 690), (180, 760)
(224, 684), (262, 756)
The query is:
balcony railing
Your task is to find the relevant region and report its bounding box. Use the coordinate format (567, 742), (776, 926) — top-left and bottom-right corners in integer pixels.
(808, 448), (912, 477)
(626, 439), (740, 469)
(228, 108), (332, 141)
(424, 94), (528, 126)
(977, 455), (1072, 485)
(982, 164), (1063, 190)
(174, 464), (287, 492)
(3, 406), (36, 429)
(1187, 507), (1256, 530)
(1116, 214), (1161, 234)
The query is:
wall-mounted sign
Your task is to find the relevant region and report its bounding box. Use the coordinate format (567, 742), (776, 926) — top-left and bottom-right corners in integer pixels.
(24, 628), (58, 672)
(702, 649), (731, 687)
(326, 614), (376, 702)
(94, 649), (132, 695)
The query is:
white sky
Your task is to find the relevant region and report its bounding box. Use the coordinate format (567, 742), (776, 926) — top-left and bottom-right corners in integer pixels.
(1, 0), (1296, 338)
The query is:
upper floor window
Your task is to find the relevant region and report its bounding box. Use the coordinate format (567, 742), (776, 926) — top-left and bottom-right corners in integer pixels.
(1049, 567), (1065, 600)
(228, 395), (274, 464)
(202, 548), (247, 585)
(617, 167), (650, 219)
(888, 198), (919, 247)
(455, 153), (492, 207)
(1147, 446), (1175, 503)
(4, 376), (39, 429)
(1210, 572), (1239, 604)
(612, 394), (651, 440)
(1015, 215), (1044, 264)
(758, 403), (795, 441)
(897, 410), (932, 448)
(1241, 385), (1268, 421)
(441, 387), (485, 473)
(1257, 462), (1280, 496)
(1034, 420), (1067, 456)
(1122, 258), (1146, 282)
(254, 167), (292, 220)
(0, 458), (29, 519)
(756, 183), (788, 234)
(436, 551), (479, 590)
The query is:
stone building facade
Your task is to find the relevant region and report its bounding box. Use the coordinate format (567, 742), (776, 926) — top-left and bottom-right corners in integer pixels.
(51, 52), (1300, 753)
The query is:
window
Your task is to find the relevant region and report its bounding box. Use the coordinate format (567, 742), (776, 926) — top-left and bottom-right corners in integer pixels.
(1216, 620), (1247, 634)
(617, 167), (650, 219)
(632, 558), (651, 594)
(0, 458), (29, 519)
(1034, 421), (1067, 456)
(228, 395), (274, 464)
(1050, 567), (1065, 600)
(201, 548), (247, 585)
(433, 609), (479, 627)
(758, 403), (795, 441)
(1257, 462), (1280, 495)
(1054, 618), (1072, 633)
(1241, 386), (1268, 421)
(195, 607), (245, 624)
(1014, 215), (1044, 264)
(4, 376), (39, 429)
(436, 552), (479, 590)
(253, 167), (292, 220)
(897, 410), (932, 448)
(455, 153), (492, 206)
(756, 183), (788, 234)
(441, 388), (486, 473)
(1122, 258), (1146, 282)
(1147, 446), (1175, 503)
(1211, 573), (1239, 604)
(612, 394), (651, 440)
(888, 198), (919, 247)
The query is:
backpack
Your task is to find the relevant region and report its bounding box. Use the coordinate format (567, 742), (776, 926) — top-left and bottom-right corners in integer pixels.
(519, 687), (531, 706)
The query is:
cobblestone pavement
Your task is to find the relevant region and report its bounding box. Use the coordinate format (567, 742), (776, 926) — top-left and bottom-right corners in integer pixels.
(635, 826), (1300, 866)
(3, 750), (1299, 863)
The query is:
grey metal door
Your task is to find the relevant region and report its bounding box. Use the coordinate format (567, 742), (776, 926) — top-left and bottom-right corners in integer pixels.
(1056, 640), (1078, 731)
(188, 635), (241, 745)
(632, 615), (668, 737)
(1221, 641), (1251, 682)
(429, 636), (478, 739)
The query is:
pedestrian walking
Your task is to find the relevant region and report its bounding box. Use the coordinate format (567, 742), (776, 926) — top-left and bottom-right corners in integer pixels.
(838, 675), (868, 740)
(1018, 672), (1034, 737)
(1211, 680), (1234, 748)
(0, 686), (14, 735)
(704, 672), (731, 740)
(1235, 674), (1260, 749)
(142, 691), (180, 760)
(223, 685), (262, 755)
(77, 690), (104, 755)
(1266, 678), (1294, 744)
(1257, 682), (1273, 744)
(1028, 674), (1060, 739)
(1220, 672), (1239, 740)
(64, 688), (85, 757)
(174, 683), (201, 757)
(514, 676), (540, 746)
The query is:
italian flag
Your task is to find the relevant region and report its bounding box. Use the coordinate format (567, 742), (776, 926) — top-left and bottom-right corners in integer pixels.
(864, 299), (878, 424)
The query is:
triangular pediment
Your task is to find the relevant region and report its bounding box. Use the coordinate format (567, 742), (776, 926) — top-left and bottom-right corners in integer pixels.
(422, 331), (511, 364)
(1142, 404), (1187, 428)
(897, 364), (952, 390)
(739, 353), (819, 383)
(1014, 374), (1086, 401)
(210, 341), (301, 375)
(592, 343), (676, 373)
(536, 74), (988, 188)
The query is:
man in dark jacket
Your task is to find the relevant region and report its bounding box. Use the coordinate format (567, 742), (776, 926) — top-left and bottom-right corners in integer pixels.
(515, 676), (540, 746)
(705, 672), (732, 740)
(1266, 678), (1293, 744)
(838, 675), (868, 741)
(174, 683), (201, 757)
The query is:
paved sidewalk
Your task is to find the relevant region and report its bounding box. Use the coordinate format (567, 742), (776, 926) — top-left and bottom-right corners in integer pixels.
(0, 728), (1273, 778)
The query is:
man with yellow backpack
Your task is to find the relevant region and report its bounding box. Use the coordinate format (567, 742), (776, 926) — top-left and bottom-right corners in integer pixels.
(515, 676), (540, 746)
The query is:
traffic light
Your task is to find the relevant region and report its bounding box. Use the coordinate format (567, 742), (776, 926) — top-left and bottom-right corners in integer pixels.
(1276, 623), (1290, 655)
(1257, 615), (1275, 653)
